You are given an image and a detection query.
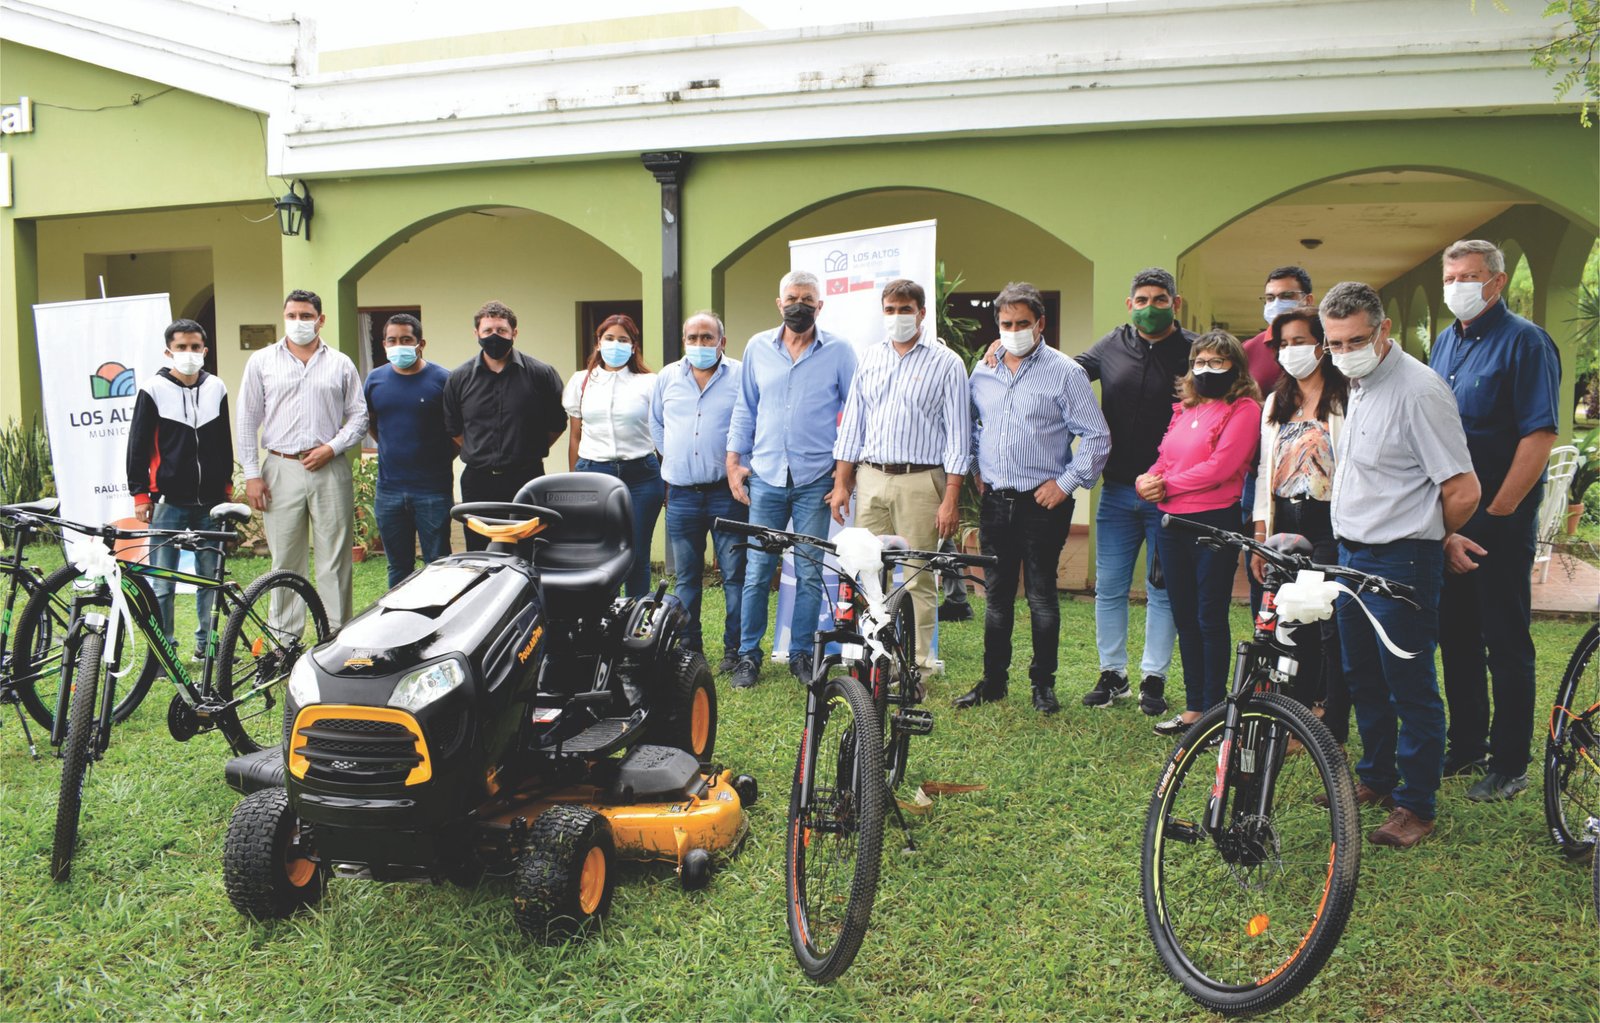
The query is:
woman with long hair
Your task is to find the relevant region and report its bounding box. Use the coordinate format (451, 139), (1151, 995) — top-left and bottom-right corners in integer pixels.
(562, 314), (663, 596)
(1137, 331), (1262, 736)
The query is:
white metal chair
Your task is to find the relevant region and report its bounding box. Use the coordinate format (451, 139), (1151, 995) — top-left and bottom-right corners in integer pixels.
(1535, 446), (1581, 583)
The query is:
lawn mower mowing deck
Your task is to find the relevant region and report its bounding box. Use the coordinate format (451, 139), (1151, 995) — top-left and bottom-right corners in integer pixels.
(219, 473), (754, 939)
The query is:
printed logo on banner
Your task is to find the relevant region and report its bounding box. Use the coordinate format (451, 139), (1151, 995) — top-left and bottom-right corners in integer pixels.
(90, 362), (137, 400)
(824, 250), (849, 273)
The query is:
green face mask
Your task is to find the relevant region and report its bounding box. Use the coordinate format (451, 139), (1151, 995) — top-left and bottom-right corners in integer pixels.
(1130, 304), (1175, 335)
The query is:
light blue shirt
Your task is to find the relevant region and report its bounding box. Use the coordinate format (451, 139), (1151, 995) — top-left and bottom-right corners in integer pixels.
(726, 326), (857, 488)
(834, 334), (971, 475)
(650, 356), (742, 486)
(969, 343), (1110, 493)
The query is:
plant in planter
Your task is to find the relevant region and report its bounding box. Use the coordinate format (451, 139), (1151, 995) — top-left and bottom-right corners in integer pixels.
(351, 454), (380, 561)
(0, 416), (55, 506)
(1566, 433), (1600, 535)
(229, 461), (269, 556)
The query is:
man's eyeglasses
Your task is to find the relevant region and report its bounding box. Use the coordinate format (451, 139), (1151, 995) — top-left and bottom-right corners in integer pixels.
(1260, 291), (1308, 304)
(1323, 331), (1378, 355)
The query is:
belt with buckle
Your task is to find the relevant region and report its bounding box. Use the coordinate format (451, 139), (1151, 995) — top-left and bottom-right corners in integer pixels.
(267, 449), (315, 460)
(863, 462), (939, 476)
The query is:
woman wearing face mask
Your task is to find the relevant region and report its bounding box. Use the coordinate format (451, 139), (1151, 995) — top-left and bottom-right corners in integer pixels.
(562, 314), (663, 597)
(1249, 307), (1351, 742)
(1136, 331), (1262, 736)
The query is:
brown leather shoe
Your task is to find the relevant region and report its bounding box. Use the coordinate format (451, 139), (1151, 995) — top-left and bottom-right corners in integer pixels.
(1368, 807), (1436, 848)
(1313, 783), (1395, 810)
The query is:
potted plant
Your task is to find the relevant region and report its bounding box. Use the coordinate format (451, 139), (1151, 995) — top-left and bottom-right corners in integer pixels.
(1567, 437), (1599, 534)
(351, 454), (380, 562)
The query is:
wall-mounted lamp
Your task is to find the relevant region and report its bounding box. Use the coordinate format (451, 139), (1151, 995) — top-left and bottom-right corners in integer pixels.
(274, 180), (314, 241)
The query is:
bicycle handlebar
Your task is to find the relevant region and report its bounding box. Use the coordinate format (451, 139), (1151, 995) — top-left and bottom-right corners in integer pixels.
(713, 517), (999, 572)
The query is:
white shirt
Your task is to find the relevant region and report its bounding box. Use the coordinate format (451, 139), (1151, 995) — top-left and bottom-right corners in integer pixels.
(236, 338), (368, 479)
(562, 366), (657, 461)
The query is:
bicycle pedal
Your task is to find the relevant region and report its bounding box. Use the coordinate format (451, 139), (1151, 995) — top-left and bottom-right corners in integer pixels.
(167, 693), (199, 742)
(892, 708), (934, 736)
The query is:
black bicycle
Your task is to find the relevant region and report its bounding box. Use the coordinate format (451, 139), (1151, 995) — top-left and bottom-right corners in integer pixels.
(1143, 515), (1419, 1016)
(715, 517), (993, 982)
(0, 499), (79, 757)
(1543, 618), (1600, 922)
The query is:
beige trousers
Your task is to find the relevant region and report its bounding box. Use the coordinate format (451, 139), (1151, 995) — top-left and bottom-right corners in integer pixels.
(854, 465), (945, 669)
(263, 453), (354, 634)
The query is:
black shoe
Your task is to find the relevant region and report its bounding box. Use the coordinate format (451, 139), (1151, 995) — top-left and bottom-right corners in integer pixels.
(938, 599), (973, 622)
(716, 652), (738, 675)
(1153, 713), (1195, 737)
(1082, 670), (1132, 708)
(953, 679), (1007, 709)
(730, 656), (760, 689)
(1138, 676), (1167, 717)
(789, 651), (814, 683)
(1442, 754), (1489, 779)
(1032, 684), (1060, 715)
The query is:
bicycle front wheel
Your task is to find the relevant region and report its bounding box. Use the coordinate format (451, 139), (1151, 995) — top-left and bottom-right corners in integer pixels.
(1142, 692), (1360, 1016)
(787, 675), (885, 983)
(1544, 622), (1600, 857)
(216, 571), (330, 755)
(879, 591), (915, 792)
(52, 631), (105, 882)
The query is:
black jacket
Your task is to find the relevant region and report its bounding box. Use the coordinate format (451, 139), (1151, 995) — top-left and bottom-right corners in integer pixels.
(126, 368), (235, 507)
(1075, 324), (1197, 486)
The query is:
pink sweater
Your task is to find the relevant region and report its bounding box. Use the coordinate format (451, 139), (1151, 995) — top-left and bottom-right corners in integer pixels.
(1148, 398), (1262, 513)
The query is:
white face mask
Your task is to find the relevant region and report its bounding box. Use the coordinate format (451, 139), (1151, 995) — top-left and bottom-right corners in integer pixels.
(885, 313), (919, 343)
(1332, 342), (1383, 380)
(1276, 344), (1321, 380)
(285, 319), (318, 346)
(171, 351), (205, 377)
(1443, 280), (1489, 322)
(1263, 297), (1300, 325)
(999, 328), (1037, 357)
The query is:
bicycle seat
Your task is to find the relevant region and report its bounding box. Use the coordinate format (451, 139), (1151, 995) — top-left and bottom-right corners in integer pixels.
(3, 498), (59, 515)
(209, 502), (253, 525)
(1264, 532), (1314, 558)
(514, 472), (633, 612)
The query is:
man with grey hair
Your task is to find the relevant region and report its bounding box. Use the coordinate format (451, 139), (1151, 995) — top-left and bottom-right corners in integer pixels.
(1430, 239), (1561, 802)
(1323, 281), (1480, 849)
(725, 270), (857, 688)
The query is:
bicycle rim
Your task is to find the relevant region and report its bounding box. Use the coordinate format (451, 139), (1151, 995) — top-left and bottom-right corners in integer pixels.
(1142, 693), (1360, 1016)
(787, 676), (885, 982)
(1544, 622), (1600, 855)
(217, 571), (330, 755)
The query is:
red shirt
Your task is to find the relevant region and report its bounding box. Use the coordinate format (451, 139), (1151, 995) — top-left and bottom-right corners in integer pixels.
(1243, 328), (1282, 393)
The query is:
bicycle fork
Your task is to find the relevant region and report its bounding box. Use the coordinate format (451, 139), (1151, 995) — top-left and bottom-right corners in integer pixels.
(1205, 642), (1292, 842)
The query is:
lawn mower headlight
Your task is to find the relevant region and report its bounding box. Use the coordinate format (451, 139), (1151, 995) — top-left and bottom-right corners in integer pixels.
(288, 656), (320, 708)
(388, 657), (466, 713)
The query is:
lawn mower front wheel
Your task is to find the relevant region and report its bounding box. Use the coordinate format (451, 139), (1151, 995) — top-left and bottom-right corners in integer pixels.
(512, 805), (616, 942)
(223, 787), (325, 919)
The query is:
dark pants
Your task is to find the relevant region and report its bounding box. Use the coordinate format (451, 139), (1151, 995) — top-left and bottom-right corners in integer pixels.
(1242, 473), (1264, 616)
(375, 483), (452, 589)
(575, 455), (665, 597)
(1158, 506), (1241, 714)
(1274, 497), (1349, 743)
(459, 462), (543, 552)
(1439, 496), (1539, 776)
(978, 489), (1072, 688)
(665, 482), (746, 656)
(1339, 538), (1445, 819)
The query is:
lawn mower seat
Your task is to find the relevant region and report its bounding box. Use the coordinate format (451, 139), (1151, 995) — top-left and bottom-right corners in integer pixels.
(515, 472), (633, 612)
(224, 746), (287, 794)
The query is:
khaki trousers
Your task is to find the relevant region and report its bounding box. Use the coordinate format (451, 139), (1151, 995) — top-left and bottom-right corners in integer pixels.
(263, 453), (354, 634)
(854, 465), (944, 669)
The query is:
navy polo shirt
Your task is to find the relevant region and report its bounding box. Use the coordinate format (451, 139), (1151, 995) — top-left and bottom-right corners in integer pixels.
(1429, 299), (1560, 497)
(364, 361), (455, 492)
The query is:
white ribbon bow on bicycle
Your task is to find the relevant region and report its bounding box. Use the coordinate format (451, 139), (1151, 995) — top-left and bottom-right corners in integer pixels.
(1274, 569), (1417, 660)
(833, 527), (894, 662)
(66, 538), (136, 678)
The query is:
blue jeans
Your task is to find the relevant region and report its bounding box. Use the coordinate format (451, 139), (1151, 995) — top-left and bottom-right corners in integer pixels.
(665, 483), (747, 657)
(149, 502), (221, 652)
(1157, 506), (1241, 714)
(1339, 538), (1445, 819)
(375, 484), (453, 589)
(738, 472), (833, 662)
(1094, 481), (1176, 679)
(576, 455), (665, 597)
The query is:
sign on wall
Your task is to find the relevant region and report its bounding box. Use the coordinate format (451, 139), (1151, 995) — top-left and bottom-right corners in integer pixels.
(33, 294), (173, 530)
(788, 218), (938, 352)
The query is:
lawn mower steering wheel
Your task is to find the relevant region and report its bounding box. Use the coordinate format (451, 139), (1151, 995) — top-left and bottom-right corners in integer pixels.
(450, 502), (565, 528)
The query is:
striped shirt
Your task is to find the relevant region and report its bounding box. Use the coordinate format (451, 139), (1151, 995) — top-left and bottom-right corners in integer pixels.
(833, 335), (971, 475)
(969, 343), (1110, 493)
(236, 338), (369, 479)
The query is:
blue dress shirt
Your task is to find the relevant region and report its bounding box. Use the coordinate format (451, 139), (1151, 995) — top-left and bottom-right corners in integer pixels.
(650, 356), (742, 486)
(726, 327), (857, 488)
(970, 343), (1110, 493)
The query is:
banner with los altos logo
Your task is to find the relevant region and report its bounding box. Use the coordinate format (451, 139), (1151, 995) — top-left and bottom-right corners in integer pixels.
(789, 218), (937, 354)
(33, 294), (173, 530)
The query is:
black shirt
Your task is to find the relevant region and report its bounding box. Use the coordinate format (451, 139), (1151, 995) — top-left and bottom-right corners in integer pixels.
(443, 348), (567, 471)
(1075, 323), (1197, 486)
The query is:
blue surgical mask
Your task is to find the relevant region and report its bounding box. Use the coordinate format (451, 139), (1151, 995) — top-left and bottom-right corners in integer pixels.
(599, 340), (633, 368)
(1263, 297), (1300, 325)
(684, 344), (719, 370)
(385, 345), (418, 370)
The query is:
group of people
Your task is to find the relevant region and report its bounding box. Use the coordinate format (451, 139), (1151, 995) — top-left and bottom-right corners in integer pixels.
(122, 237), (1560, 852)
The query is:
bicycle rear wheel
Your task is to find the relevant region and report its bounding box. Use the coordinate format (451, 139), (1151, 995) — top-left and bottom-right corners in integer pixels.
(52, 631), (105, 882)
(13, 564), (159, 731)
(1142, 692), (1360, 1016)
(215, 570), (330, 755)
(787, 675), (885, 983)
(1544, 622), (1600, 857)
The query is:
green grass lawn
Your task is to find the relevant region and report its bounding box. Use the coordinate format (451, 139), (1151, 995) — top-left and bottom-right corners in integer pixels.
(2, 551), (1596, 1021)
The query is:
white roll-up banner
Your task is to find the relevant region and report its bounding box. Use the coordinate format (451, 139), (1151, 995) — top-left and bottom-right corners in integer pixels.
(33, 294), (173, 532)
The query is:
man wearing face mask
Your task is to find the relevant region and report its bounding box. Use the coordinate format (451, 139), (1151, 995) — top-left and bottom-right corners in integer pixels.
(236, 289), (368, 632)
(364, 313), (456, 589)
(442, 300), (568, 553)
(1323, 282), (1479, 848)
(126, 319), (234, 659)
(725, 270), (857, 689)
(1428, 239), (1560, 802)
(651, 311), (745, 672)
(960, 282), (1110, 714)
(829, 279), (971, 675)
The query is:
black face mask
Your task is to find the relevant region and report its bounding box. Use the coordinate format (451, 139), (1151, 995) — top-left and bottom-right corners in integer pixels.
(781, 303), (817, 334)
(478, 334), (513, 360)
(1193, 368), (1237, 399)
